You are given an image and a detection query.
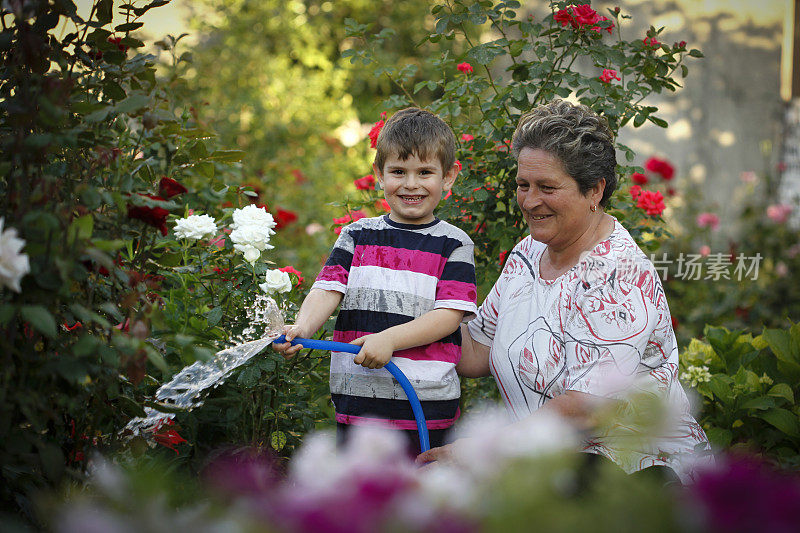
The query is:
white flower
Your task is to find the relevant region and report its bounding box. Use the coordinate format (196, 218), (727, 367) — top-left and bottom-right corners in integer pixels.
(259, 269), (292, 294)
(234, 244), (261, 264)
(680, 365), (712, 388)
(0, 217), (30, 292)
(231, 204), (276, 233)
(173, 214), (218, 240)
(229, 225), (275, 251)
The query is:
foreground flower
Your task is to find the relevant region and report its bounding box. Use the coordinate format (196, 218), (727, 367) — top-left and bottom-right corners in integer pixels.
(127, 194), (170, 235)
(231, 204), (276, 232)
(354, 174), (376, 190)
(461, 133), (474, 142)
(368, 112), (387, 149)
(152, 418), (187, 455)
(645, 156), (675, 180)
(456, 62), (473, 74)
(554, 4), (598, 29)
(766, 203), (793, 224)
(260, 269), (292, 294)
(599, 68), (620, 83)
(158, 176), (187, 199)
(696, 212), (720, 231)
(0, 218), (30, 292)
(629, 184), (642, 200)
(173, 214), (218, 240)
(643, 36), (661, 48)
(636, 189), (665, 216)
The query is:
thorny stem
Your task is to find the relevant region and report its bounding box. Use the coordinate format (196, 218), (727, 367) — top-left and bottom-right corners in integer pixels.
(531, 34), (580, 108)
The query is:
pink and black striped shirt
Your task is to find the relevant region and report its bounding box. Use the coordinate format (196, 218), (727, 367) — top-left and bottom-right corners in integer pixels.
(312, 215), (478, 430)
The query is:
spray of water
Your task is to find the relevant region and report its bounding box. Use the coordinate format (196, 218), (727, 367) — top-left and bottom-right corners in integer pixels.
(124, 294), (285, 437)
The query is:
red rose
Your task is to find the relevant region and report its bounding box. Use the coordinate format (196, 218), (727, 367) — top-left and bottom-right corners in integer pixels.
(590, 15), (614, 34)
(107, 36), (129, 53)
(554, 8), (574, 27)
(278, 266), (304, 287)
(274, 208), (298, 230)
(629, 185), (642, 200)
(454, 159), (462, 172)
(499, 250), (509, 265)
(456, 62), (474, 74)
(599, 69), (620, 83)
(354, 174), (376, 190)
(461, 134), (474, 142)
(127, 194), (170, 235)
(368, 113), (386, 149)
(573, 4), (599, 26)
(636, 190), (666, 216)
(671, 316), (678, 330)
(644, 157), (675, 180)
(158, 176), (187, 199)
(643, 36), (661, 48)
(333, 210), (367, 234)
(631, 172), (648, 185)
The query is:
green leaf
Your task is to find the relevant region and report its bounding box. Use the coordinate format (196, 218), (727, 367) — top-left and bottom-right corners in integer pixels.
(115, 22), (144, 32)
(206, 307), (223, 327)
(704, 426), (732, 448)
(755, 408), (800, 437)
(270, 430), (287, 451)
(688, 49), (704, 58)
(95, 0), (113, 24)
(768, 383), (795, 404)
(20, 306), (57, 339)
(117, 396), (147, 418)
(740, 396), (775, 411)
(114, 93), (151, 115)
(68, 214), (94, 244)
(0, 304), (15, 325)
(206, 150), (246, 162)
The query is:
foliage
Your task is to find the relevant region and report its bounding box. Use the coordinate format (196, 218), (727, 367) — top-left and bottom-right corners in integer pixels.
(0, 0), (327, 519)
(661, 164), (800, 343)
(680, 322), (800, 467)
(343, 0), (701, 293)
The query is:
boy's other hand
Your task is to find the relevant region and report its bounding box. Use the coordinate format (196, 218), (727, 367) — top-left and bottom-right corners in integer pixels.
(273, 324), (307, 358)
(350, 333), (394, 369)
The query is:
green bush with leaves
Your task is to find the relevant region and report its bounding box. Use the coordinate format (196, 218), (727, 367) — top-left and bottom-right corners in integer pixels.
(0, 0), (328, 519)
(343, 0), (702, 292)
(680, 323), (800, 467)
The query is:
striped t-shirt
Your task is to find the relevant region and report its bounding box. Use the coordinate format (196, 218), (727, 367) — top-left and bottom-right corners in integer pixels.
(312, 215), (478, 430)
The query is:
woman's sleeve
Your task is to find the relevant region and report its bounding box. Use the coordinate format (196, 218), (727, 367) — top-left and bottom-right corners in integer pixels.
(311, 226), (355, 294)
(434, 240), (478, 319)
(466, 245), (519, 347)
(563, 276), (674, 399)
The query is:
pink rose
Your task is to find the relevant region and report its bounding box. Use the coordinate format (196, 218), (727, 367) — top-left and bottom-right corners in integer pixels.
(696, 212), (720, 231)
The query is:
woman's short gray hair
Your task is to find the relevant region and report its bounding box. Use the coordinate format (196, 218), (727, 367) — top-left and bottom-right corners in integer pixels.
(511, 100), (617, 206)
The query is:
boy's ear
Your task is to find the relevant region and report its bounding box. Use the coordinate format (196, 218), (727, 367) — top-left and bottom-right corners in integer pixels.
(373, 163), (384, 187)
(442, 162), (459, 192)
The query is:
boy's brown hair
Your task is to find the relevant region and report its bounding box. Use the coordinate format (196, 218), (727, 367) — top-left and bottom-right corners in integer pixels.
(374, 108), (456, 172)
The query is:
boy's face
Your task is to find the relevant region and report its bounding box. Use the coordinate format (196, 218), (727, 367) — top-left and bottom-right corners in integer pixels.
(374, 152), (458, 225)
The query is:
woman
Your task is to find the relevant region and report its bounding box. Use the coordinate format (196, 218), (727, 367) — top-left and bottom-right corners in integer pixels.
(417, 100), (710, 482)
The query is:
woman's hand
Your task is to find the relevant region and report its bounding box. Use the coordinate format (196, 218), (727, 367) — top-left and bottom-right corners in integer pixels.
(350, 333), (395, 369)
(415, 440), (467, 469)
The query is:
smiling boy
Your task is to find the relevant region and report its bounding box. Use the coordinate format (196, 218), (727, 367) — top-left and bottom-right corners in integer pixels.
(275, 108), (477, 452)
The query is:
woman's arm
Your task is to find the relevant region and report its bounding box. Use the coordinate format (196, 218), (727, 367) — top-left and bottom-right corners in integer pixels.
(455, 323), (492, 377)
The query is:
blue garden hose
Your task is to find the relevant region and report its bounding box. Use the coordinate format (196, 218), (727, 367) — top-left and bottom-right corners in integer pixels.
(272, 335), (430, 452)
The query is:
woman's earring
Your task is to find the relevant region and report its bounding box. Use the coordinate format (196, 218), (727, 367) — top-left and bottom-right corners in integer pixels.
(590, 204), (597, 212)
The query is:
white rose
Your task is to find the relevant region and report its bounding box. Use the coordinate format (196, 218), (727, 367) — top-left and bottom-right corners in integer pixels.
(259, 269), (292, 294)
(0, 217), (30, 293)
(229, 225), (275, 251)
(233, 244), (261, 264)
(231, 204), (276, 233)
(173, 214), (218, 240)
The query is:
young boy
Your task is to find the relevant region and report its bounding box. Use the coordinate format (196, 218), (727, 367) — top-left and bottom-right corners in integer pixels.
(275, 108), (478, 453)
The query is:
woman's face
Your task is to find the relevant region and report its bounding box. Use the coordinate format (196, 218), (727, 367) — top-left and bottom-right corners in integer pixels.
(515, 147), (604, 251)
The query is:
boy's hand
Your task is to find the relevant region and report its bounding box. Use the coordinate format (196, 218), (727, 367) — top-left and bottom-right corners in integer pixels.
(272, 324), (309, 358)
(351, 333), (395, 369)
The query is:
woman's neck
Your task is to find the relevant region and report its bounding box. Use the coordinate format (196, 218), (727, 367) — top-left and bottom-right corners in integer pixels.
(541, 213), (613, 279)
